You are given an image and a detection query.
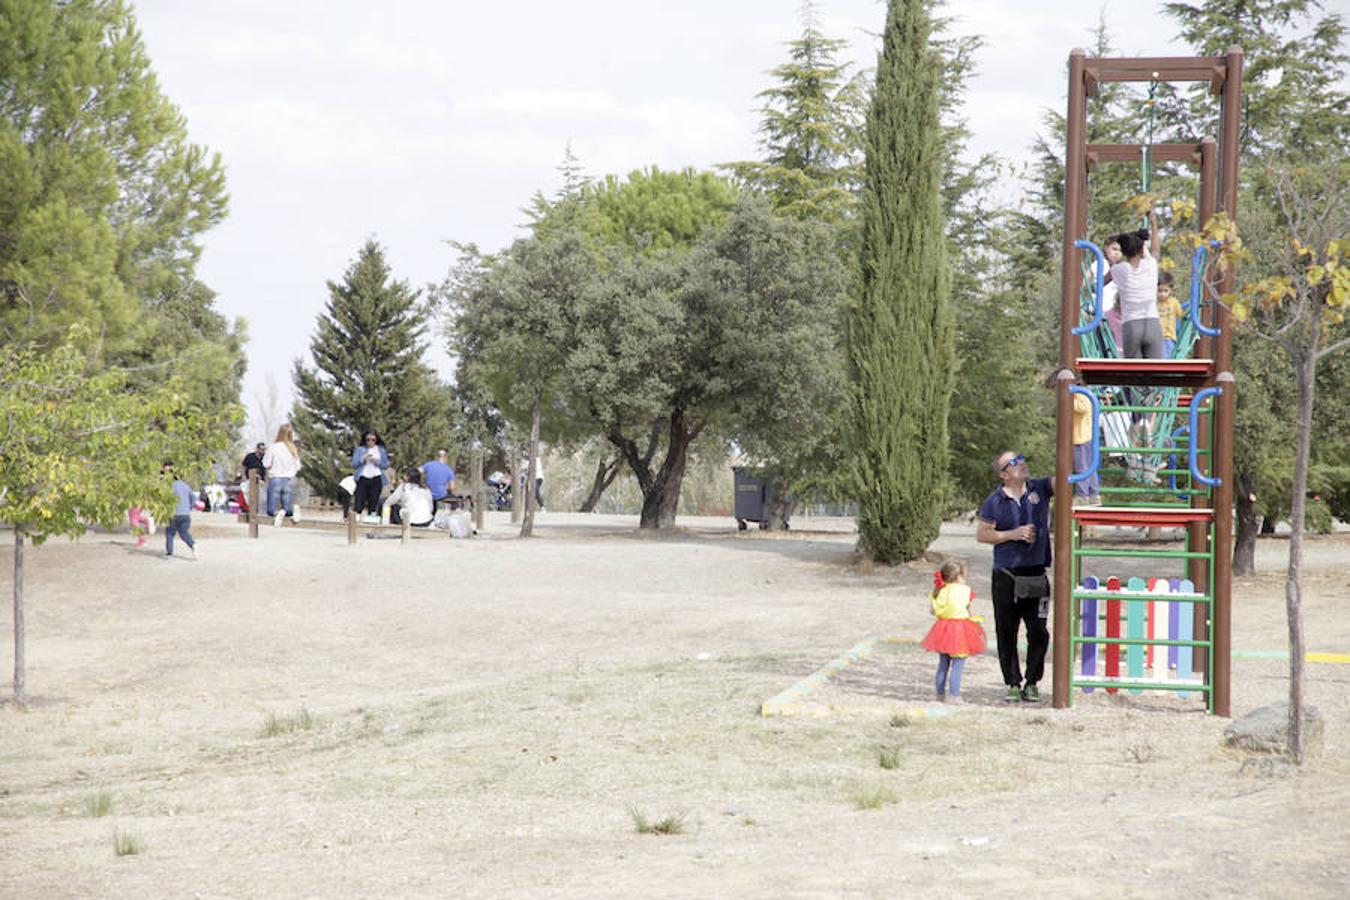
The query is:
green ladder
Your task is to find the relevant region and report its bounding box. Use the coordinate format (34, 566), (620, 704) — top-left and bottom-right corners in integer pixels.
(1066, 384), (1221, 711)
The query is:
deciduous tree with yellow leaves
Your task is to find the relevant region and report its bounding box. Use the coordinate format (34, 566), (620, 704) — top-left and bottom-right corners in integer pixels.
(1, 331), (226, 707)
(1215, 159), (1348, 763)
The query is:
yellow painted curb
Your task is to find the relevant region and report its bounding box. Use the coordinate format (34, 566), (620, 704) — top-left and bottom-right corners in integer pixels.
(1307, 652), (1350, 664)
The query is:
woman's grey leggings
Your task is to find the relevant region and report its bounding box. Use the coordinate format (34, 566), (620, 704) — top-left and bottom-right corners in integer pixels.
(1123, 317), (1164, 360)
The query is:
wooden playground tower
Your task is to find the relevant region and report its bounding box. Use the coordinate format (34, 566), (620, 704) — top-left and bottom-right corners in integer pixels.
(1052, 48), (1244, 715)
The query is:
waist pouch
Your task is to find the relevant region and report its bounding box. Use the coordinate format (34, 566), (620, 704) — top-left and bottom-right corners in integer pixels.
(1003, 569), (1050, 600)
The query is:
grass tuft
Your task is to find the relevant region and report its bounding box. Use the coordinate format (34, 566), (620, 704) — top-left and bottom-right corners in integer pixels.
(1128, 741), (1156, 764)
(878, 746), (902, 770)
(113, 829), (142, 856)
(630, 807), (686, 835)
(850, 782), (897, 810)
(888, 714), (911, 729)
(83, 790), (113, 818)
(259, 707), (315, 738)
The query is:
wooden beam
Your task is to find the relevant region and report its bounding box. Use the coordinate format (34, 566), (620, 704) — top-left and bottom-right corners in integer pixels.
(1086, 143), (1204, 168)
(1083, 56), (1227, 88)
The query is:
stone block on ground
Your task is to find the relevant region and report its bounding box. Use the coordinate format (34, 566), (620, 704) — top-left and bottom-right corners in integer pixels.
(1223, 701), (1324, 755)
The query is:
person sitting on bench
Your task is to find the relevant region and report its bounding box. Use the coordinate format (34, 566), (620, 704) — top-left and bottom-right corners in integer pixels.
(421, 449), (457, 509)
(385, 467), (434, 528)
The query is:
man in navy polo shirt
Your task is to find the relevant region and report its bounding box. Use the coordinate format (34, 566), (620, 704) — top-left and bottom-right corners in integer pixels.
(976, 450), (1053, 703)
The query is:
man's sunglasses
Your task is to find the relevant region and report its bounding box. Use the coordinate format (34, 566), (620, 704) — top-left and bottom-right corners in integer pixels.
(1000, 454), (1025, 472)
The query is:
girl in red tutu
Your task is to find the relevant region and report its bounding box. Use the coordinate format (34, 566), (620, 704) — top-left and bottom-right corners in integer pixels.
(921, 559), (986, 703)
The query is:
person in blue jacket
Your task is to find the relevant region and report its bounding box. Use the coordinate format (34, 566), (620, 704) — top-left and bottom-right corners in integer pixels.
(163, 461), (198, 559)
(351, 430), (389, 523)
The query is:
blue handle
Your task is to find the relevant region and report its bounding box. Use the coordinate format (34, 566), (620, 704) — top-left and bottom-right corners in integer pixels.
(1073, 240), (1107, 336)
(1189, 241), (1223, 338)
(1068, 385), (1100, 484)
(1189, 388), (1222, 487)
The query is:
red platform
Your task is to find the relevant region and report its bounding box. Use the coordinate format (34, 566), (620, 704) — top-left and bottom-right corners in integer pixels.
(1073, 506), (1214, 526)
(1076, 357), (1214, 388)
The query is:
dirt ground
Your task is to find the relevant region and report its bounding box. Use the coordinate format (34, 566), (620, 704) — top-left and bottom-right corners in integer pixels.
(1, 511), (1347, 898)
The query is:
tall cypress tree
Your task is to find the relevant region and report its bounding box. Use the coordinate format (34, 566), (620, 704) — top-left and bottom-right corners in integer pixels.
(848, 0), (953, 563)
(292, 240), (452, 502)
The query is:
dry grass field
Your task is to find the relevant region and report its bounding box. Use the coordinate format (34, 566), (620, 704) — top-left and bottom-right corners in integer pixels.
(1, 511), (1347, 898)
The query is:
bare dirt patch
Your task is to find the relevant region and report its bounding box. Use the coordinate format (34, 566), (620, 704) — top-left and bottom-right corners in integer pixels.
(1, 514), (1346, 897)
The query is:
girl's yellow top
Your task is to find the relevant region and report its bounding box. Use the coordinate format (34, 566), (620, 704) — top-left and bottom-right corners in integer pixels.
(930, 583), (974, 620)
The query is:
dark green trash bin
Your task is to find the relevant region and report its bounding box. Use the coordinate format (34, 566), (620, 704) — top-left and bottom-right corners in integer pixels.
(733, 467), (789, 530)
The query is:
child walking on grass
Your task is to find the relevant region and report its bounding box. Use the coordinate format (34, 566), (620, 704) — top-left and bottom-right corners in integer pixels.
(921, 559), (986, 703)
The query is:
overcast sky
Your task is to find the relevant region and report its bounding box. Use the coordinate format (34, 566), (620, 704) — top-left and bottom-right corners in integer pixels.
(132, 1), (1188, 439)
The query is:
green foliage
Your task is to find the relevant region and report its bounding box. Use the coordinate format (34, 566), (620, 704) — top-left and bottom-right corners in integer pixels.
(720, 3), (868, 223)
(447, 230), (593, 443)
(570, 165), (738, 255)
(0, 0), (229, 355)
(848, 0), (954, 562)
(0, 331), (226, 541)
(571, 198), (850, 527)
(292, 241), (453, 501)
(0, 0), (242, 456)
(1162, 0), (1350, 550)
(940, 26), (1053, 509)
(1162, 0), (1349, 154)
(465, 158), (841, 527)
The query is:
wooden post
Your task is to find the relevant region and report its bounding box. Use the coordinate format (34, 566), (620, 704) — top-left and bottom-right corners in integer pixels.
(248, 471), (260, 539)
(1190, 137), (1218, 676)
(1053, 48), (1088, 709)
(470, 446), (484, 533)
(401, 515), (410, 545)
(1209, 46), (1244, 718)
(13, 528), (26, 707)
(347, 501), (357, 546)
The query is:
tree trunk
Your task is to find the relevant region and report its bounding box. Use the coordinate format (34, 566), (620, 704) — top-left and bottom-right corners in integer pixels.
(509, 449), (522, 525)
(1233, 469), (1259, 576)
(520, 395), (542, 538)
(1286, 347), (1315, 765)
(638, 433), (688, 530)
(13, 528), (26, 709)
(470, 446), (485, 533)
(763, 483), (792, 532)
(609, 410), (697, 530)
(578, 456), (622, 513)
(1259, 515), (1276, 535)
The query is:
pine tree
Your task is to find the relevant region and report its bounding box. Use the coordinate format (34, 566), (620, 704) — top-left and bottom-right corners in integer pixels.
(720, 2), (867, 223)
(848, 0), (953, 563)
(0, 0), (241, 449)
(1162, 0), (1348, 154)
(292, 240), (451, 503)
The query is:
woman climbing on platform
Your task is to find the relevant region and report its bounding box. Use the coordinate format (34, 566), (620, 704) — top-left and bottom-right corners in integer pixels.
(1108, 211), (1162, 360)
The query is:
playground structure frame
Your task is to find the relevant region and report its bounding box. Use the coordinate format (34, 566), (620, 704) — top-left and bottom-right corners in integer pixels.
(1053, 47), (1244, 715)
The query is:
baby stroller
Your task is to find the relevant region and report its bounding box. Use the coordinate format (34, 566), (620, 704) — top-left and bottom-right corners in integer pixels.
(485, 472), (513, 510)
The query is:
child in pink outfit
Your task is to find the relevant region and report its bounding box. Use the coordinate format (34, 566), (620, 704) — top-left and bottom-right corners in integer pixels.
(127, 506), (155, 547)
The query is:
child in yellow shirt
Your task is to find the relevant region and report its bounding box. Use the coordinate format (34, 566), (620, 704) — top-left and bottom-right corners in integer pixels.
(1157, 271), (1184, 358)
(920, 560), (986, 703)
